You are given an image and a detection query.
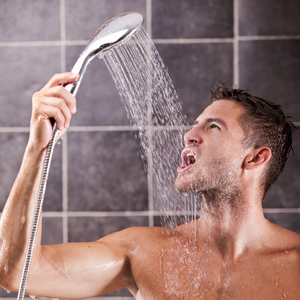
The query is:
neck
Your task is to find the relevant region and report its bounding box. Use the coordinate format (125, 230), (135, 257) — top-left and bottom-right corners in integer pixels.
(195, 188), (267, 260)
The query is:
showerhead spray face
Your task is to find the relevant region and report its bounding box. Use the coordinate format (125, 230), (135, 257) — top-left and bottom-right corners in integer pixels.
(65, 11), (144, 96)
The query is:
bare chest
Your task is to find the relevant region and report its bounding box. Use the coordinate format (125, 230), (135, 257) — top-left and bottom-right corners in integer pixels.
(133, 246), (300, 300)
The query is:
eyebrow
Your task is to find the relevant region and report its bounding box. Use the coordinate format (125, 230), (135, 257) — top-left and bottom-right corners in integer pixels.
(192, 118), (228, 129)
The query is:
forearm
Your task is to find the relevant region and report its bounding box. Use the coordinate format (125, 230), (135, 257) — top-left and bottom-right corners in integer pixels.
(0, 143), (46, 289)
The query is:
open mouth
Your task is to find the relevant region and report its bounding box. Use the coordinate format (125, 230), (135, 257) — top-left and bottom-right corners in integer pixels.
(185, 152), (196, 166)
(177, 149), (196, 173)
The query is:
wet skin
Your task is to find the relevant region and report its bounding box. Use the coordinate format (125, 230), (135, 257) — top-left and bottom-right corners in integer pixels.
(0, 74), (300, 299)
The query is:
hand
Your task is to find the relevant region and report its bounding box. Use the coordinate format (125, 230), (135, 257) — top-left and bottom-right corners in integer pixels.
(28, 72), (79, 151)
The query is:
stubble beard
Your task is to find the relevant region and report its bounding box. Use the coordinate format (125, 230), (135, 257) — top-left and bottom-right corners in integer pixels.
(175, 157), (242, 199)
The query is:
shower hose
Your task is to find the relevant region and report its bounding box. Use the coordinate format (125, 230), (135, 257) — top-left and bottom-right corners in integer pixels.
(17, 123), (59, 300)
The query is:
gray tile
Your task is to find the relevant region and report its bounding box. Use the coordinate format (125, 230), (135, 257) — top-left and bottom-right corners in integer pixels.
(66, 45), (130, 126)
(152, 0), (233, 39)
(0, 132), (63, 212)
(68, 131), (148, 211)
(43, 143), (63, 212)
(264, 213), (300, 234)
(68, 216), (148, 242)
(0, 46), (61, 126)
(239, 40), (300, 120)
(239, 0), (300, 36)
(0, 288), (16, 297)
(65, 0), (147, 41)
(154, 215), (187, 229)
(263, 128), (300, 208)
(0, 133), (26, 211)
(41, 217), (63, 245)
(155, 43), (234, 123)
(0, 0), (60, 42)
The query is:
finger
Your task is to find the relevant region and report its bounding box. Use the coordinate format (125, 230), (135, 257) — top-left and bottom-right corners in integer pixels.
(34, 102), (68, 131)
(40, 85), (77, 114)
(32, 93), (71, 130)
(41, 72), (79, 91)
(39, 96), (72, 129)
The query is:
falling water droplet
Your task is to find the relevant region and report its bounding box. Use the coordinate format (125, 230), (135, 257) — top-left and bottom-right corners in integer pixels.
(103, 27), (195, 229)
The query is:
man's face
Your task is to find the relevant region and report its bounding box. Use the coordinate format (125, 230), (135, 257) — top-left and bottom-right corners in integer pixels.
(175, 100), (247, 194)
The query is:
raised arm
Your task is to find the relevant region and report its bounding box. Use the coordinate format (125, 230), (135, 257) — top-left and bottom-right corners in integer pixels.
(0, 73), (134, 298)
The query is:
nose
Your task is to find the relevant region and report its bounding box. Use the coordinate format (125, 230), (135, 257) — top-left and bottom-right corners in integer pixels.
(184, 127), (202, 145)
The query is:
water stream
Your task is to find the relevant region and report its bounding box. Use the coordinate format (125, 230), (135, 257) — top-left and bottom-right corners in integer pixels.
(103, 27), (201, 228)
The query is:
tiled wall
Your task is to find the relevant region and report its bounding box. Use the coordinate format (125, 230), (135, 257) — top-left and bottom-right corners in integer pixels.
(0, 0), (299, 299)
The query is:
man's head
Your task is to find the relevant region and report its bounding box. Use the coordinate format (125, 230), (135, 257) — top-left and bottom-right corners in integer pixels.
(210, 83), (294, 195)
(175, 83), (294, 197)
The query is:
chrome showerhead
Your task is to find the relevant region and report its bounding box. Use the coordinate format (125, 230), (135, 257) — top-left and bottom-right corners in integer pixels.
(65, 11), (144, 96)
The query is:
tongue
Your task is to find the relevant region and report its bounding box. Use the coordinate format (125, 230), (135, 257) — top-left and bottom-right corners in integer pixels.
(187, 156), (196, 165)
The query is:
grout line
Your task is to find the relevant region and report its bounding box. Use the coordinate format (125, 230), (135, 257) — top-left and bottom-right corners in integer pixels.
(62, 133), (69, 243)
(60, 0), (68, 244)
(60, 0), (67, 73)
(1, 209), (300, 219)
(153, 38), (234, 44)
(146, 2), (154, 226)
(1, 35), (299, 48)
(0, 40), (89, 47)
(68, 125), (191, 131)
(1, 122), (299, 133)
(239, 35), (300, 41)
(146, 0), (152, 38)
(233, 0), (239, 86)
(0, 127), (30, 132)
(263, 208), (300, 213)
(38, 208), (300, 218)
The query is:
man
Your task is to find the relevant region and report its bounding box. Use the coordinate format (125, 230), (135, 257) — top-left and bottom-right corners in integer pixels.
(0, 72), (299, 299)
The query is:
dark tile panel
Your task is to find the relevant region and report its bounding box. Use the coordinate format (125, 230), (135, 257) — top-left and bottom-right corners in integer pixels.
(0, 133), (26, 211)
(65, 0), (147, 41)
(0, 132), (63, 212)
(152, 0), (233, 39)
(68, 216), (148, 242)
(44, 143), (63, 212)
(239, 40), (300, 119)
(0, 288), (16, 297)
(263, 128), (300, 208)
(154, 215), (188, 229)
(41, 217), (63, 245)
(66, 45), (130, 126)
(155, 43), (234, 123)
(264, 213), (300, 234)
(67, 131), (148, 211)
(0, 0), (60, 42)
(239, 0), (300, 36)
(0, 46), (61, 126)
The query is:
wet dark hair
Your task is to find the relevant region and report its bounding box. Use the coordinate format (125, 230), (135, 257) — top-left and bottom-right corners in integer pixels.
(210, 82), (295, 195)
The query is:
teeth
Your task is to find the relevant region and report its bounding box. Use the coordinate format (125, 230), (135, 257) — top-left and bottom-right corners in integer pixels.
(187, 153), (194, 157)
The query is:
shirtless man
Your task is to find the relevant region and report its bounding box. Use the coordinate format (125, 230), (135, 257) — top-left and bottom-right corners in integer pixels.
(0, 72), (299, 299)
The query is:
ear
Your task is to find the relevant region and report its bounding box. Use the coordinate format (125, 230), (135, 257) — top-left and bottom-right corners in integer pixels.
(243, 147), (272, 170)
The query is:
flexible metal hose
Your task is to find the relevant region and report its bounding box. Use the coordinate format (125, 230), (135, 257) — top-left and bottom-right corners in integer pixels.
(17, 123), (59, 300)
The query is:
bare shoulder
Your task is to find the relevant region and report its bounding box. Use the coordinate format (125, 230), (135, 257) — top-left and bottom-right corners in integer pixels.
(98, 226), (179, 254)
(266, 221), (300, 261)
